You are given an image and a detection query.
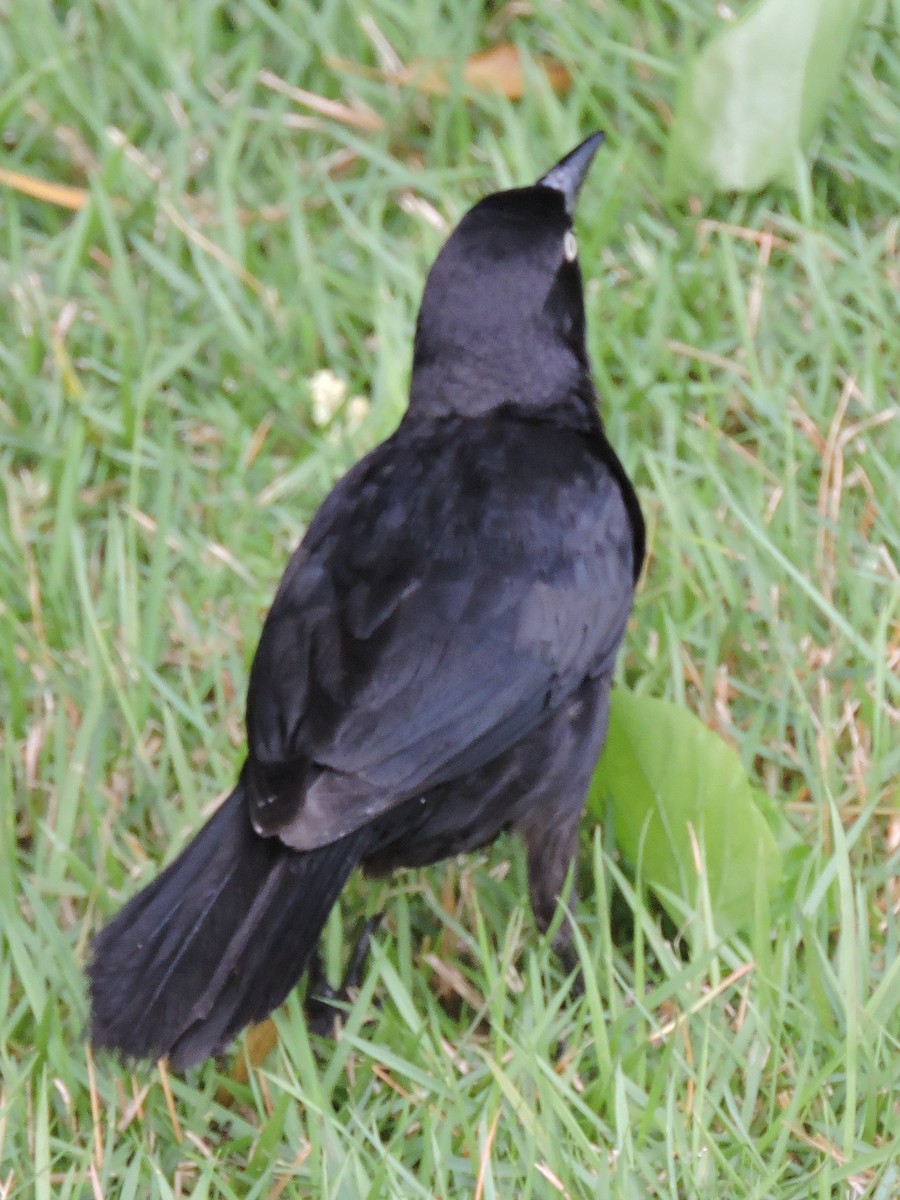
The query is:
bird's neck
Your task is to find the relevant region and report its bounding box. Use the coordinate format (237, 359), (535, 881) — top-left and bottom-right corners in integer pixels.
(408, 348), (598, 431)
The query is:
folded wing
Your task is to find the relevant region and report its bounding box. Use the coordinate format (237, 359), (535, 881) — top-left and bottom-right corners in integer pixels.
(245, 426), (636, 851)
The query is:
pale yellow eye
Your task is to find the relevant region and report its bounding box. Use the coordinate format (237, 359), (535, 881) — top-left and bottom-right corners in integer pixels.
(564, 230), (578, 261)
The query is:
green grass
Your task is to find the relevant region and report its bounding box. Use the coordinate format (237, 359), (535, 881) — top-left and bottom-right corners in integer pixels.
(2, 1), (898, 1196)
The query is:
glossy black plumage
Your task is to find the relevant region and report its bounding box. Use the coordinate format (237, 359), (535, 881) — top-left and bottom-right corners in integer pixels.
(88, 134), (645, 1068)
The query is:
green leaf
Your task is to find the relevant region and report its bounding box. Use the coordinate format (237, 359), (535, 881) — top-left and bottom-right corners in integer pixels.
(665, 0), (867, 197)
(589, 693), (782, 937)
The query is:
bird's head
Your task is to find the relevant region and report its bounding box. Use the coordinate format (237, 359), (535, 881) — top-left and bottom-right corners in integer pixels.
(409, 133), (604, 421)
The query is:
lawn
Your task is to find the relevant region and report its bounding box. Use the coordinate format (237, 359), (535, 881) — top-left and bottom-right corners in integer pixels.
(2, 1), (898, 1197)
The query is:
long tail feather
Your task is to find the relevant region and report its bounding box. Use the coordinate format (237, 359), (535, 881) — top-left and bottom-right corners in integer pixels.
(88, 779), (366, 1069)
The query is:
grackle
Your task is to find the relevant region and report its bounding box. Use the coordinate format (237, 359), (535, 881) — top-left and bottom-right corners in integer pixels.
(88, 133), (645, 1068)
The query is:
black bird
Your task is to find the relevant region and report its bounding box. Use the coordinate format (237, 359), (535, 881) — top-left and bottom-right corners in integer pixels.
(88, 133), (645, 1069)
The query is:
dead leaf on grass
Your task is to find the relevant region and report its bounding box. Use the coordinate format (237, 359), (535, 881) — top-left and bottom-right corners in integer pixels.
(328, 43), (571, 101)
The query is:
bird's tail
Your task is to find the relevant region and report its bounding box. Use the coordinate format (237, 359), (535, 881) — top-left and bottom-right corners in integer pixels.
(87, 777), (367, 1069)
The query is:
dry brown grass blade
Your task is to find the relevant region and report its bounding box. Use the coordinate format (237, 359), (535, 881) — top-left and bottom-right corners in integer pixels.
(156, 1058), (183, 1144)
(424, 953), (486, 1011)
(160, 199), (279, 311)
(0, 166), (90, 210)
(84, 1044), (103, 1169)
(667, 338), (750, 379)
(474, 1108), (502, 1200)
(535, 1162), (574, 1199)
(258, 69), (385, 131)
(649, 961), (756, 1044)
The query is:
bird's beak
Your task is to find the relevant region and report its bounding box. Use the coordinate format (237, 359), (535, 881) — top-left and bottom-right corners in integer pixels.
(537, 132), (605, 217)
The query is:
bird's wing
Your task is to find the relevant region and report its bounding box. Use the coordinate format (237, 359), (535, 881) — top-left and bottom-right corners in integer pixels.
(245, 439), (636, 850)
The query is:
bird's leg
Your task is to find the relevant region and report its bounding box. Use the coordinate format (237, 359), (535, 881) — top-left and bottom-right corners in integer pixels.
(521, 815), (589, 1071)
(522, 813), (584, 993)
(304, 912), (382, 1036)
(552, 935), (583, 989)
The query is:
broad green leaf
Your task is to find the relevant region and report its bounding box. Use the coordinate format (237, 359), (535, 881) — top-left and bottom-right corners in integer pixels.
(666, 0), (867, 197)
(589, 693), (782, 936)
